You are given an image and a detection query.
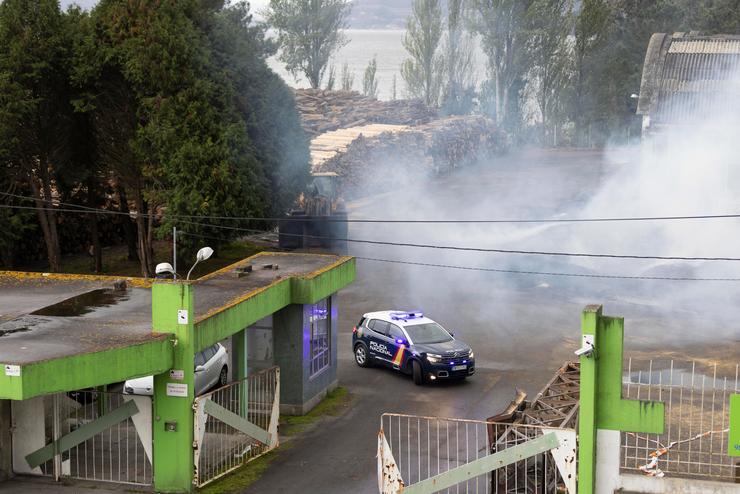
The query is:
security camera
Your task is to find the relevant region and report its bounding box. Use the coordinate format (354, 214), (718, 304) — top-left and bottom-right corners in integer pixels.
(575, 335), (595, 358)
(155, 262), (175, 279)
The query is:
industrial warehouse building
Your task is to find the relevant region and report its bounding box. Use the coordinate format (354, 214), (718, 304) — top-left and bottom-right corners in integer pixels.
(0, 252), (355, 492)
(637, 32), (740, 136)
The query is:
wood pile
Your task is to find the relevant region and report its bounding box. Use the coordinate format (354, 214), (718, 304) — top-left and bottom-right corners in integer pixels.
(295, 89), (436, 136)
(313, 115), (509, 197)
(310, 124), (410, 170)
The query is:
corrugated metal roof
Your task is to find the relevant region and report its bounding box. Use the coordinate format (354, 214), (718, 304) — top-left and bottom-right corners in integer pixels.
(669, 39), (740, 55)
(640, 34), (740, 124)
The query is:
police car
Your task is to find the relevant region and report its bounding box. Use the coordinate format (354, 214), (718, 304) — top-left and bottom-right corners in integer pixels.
(352, 310), (475, 385)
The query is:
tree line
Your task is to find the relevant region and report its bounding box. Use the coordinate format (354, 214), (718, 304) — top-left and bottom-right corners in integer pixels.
(268, 0), (740, 145)
(0, 0), (309, 275)
(401, 0), (740, 145)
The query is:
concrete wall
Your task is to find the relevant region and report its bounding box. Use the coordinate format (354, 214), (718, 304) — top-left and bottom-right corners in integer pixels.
(0, 400), (11, 481)
(273, 303), (304, 414)
(617, 474), (740, 494)
(300, 294), (338, 408)
(595, 428), (739, 494)
(273, 295), (338, 415)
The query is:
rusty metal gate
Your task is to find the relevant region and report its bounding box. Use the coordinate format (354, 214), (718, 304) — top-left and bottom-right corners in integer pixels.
(193, 366), (280, 487)
(378, 413), (576, 494)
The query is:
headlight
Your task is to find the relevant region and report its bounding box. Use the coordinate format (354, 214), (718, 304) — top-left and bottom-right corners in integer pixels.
(469, 351), (475, 359)
(124, 386), (134, 394)
(426, 353), (442, 363)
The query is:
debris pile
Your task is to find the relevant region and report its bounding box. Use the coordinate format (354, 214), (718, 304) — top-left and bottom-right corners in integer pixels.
(295, 89), (436, 136)
(313, 115), (509, 197)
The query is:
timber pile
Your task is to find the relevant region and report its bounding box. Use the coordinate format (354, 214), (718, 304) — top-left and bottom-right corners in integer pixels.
(310, 123), (410, 170)
(314, 115), (509, 197)
(295, 89), (436, 136)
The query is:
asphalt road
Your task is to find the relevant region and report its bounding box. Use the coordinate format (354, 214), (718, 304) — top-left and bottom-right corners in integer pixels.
(244, 148), (740, 493)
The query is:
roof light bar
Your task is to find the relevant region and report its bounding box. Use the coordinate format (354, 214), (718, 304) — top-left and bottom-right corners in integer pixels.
(390, 310), (424, 321)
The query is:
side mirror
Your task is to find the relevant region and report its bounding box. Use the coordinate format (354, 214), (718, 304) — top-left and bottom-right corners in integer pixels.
(195, 365), (206, 373)
(448, 331), (455, 337)
(395, 338), (407, 346)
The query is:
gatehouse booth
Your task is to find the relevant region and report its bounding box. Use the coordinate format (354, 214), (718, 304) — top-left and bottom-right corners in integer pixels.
(0, 252), (355, 492)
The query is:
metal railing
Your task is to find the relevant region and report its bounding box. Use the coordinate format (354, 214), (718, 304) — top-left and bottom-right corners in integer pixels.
(621, 359), (739, 482)
(194, 366), (280, 487)
(379, 413), (574, 494)
(33, 390), (152, 486)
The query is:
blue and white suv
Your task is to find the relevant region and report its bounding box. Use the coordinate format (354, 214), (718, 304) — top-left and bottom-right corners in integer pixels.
(352, 310), (475, 385)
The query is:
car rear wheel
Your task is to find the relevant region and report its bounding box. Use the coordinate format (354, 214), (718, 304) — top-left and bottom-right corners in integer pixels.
(354, 343), (370, 367)
(412, 360), (425, 386)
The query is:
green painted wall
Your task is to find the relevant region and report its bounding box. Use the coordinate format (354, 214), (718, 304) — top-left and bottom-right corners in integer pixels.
(577, 305), (664, 494)
(730, 394), (740, 457)
(578, 306), (600, 494)
(0, 256), (355, 401)
(194, 257), (355, 352)
(0, 338), (173, 401)
(151, 283), (196, 493)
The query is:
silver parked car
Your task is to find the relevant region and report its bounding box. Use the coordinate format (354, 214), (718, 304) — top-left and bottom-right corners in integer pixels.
(124, 343), (229, 396)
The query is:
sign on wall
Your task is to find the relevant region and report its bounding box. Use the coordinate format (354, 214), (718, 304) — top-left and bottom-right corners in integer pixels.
(730, 394), (740, 457)
(4, 364), (21, 377)
(166, 383), (188, 398)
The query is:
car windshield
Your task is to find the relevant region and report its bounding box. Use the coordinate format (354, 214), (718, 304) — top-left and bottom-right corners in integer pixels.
(404, 323), (453, 344)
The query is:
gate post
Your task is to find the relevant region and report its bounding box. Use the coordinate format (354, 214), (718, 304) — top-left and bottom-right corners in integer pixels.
(0, 399), (11, 481)
(152, 282), (196, 493)
(232, 328), (248, 417)
(578, 305), (664, 494)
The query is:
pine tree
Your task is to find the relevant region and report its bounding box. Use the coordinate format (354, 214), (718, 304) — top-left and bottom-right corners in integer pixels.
(0, 0), (73, 272)
(401, 0), (445, 107)
(363, 57), (379, 98)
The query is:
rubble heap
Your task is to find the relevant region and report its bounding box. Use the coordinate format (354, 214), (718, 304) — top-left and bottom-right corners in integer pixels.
(295, 89), (436, 136)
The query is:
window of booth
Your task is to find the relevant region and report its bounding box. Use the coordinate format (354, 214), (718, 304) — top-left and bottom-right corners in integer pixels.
(309, 298), (331, 377)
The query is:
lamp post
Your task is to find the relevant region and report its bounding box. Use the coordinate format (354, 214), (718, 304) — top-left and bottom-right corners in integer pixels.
(186, 247), (214, 281)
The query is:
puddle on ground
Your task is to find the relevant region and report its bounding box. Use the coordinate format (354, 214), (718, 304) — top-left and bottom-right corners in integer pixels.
(31, 288), (129, 317)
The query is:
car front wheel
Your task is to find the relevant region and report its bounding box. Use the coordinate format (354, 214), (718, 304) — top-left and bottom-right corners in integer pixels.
(412, 360), (425, 386)
(218, 366), (228, 387)
(355, 343), (370, 367)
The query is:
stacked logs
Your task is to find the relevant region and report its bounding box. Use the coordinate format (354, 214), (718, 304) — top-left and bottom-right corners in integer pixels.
(295, 89), (436, 136)
(314, 115), (510, 197)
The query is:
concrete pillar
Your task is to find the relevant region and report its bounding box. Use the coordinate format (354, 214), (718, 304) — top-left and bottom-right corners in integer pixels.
(595, 429), (620, 494)
(152, 282), (195, 493)
(578, 305), (601, 494)
(0, 400), (12, 481)
(273, 303), (304, 415)
(273, 296), (338, 415)
(232, 328), (248, 417)
(232, 329), (248, 382)
(10, 396), (45, 475)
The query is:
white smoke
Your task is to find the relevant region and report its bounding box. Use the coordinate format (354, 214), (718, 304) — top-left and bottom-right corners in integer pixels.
(346, 61), (740, 369)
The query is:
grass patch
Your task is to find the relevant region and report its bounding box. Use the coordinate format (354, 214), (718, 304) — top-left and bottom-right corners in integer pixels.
(280, 386), (351, 436)
(197, 450), (280, 494)
(196, 387), (352, 494)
